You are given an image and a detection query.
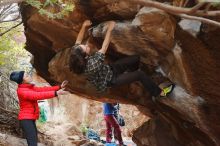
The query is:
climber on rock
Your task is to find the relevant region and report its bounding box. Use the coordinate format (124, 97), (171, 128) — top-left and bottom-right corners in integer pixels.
(9, 71), (69, 146)
(69, 19), (174, 99)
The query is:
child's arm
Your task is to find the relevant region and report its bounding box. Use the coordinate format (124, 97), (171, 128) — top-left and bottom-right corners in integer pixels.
(75, 20), (92, 45)
(98, 21), (115, 54)
(18, 90), (56, 101)
(33, 86), (60, 92)
(33, 80), (68, 92)
(18, 88), (69, 101)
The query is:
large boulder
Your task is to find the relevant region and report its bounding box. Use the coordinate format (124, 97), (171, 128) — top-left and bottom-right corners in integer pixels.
(20, 1), (220, 146)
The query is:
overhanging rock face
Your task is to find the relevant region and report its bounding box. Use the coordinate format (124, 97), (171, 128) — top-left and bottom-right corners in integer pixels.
(20, 1), (220, 146)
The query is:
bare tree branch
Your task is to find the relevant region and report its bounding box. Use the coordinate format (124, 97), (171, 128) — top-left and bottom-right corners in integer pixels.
(1, 0), (219, 28)
(0, 5), (15, 18)
(0, 4), (18, 21)
(179, 0), (185, 7)
(204, 3), (212, 13)
(127, 0), (220, 27)
(0, 15), (20, 23)
(0, 0), (23, 7)
(127, 0), (220, 17)
(183, 0), (189, 7)
(189, 2), (207, 14)
(0, 3), (20, 24)
(0, 21), (22, 36)
(0, 4), (12, 14)
(1, 10), (19, 20)
(178, 14), (220, 27)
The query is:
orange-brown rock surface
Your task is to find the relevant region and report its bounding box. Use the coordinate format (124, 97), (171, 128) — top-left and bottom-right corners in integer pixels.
(20, 0), (220, 146)
(56, 94), (147, 137)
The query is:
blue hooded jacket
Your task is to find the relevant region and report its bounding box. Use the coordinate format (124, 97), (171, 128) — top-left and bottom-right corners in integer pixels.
(103, 103), (116, 115)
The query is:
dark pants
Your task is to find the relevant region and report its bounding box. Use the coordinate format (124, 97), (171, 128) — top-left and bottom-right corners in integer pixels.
(20, 120), (38, 146)
(110, 55), (161, 97)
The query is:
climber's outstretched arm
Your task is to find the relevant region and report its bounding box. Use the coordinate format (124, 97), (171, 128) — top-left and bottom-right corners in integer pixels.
(75, 20), (92, 45)
(98, 21), (115, 54)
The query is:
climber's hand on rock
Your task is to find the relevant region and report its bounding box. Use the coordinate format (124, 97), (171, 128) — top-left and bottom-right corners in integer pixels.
(107, 21), (115, 30)
(61, 80), (68, 89)
(83, 20), (92, 27)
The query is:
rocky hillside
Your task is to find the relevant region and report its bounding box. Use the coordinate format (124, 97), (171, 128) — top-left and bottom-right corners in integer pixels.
(20, 0), (220, 146)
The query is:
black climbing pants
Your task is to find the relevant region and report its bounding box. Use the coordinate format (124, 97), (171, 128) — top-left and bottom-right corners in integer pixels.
(109, 55), (161, 97)
(20, 120), (38, 146)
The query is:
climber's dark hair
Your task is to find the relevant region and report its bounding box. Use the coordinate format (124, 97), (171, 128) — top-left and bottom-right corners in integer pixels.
(69, 44), (87, 74)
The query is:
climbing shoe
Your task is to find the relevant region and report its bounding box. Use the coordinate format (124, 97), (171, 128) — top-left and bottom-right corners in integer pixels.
(162, 83), (175, 97)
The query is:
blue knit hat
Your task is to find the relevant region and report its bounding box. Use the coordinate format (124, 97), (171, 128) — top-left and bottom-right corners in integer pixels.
(10, 71), (25, 84)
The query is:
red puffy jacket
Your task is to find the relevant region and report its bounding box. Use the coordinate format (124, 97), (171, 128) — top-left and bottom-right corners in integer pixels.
(17, 84), (60, 120)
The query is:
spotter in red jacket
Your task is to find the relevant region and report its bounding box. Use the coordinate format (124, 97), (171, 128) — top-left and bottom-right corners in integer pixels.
(17, 84), (60, 120)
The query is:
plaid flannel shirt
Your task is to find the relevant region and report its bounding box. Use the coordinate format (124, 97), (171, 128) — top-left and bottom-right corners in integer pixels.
(84, 52), (113, 92)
